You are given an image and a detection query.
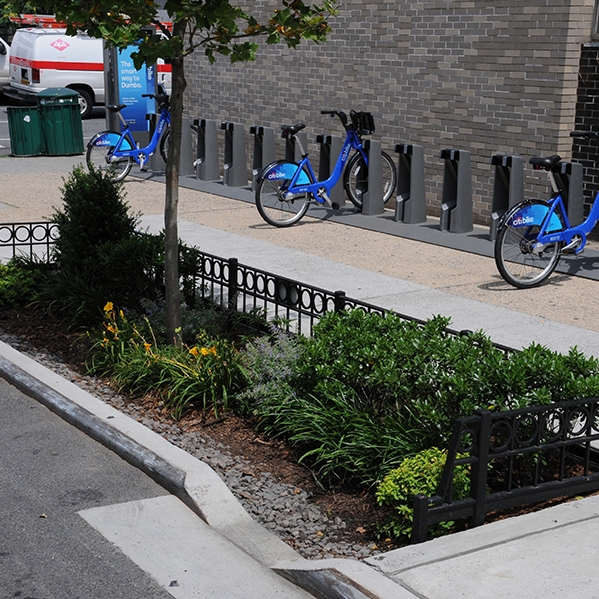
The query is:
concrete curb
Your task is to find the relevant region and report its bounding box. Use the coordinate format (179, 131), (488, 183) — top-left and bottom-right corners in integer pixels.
(0, 339), (404, 599)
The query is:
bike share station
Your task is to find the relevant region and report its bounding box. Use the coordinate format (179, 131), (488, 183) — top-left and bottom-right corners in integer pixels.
(133, 110), (599, 283)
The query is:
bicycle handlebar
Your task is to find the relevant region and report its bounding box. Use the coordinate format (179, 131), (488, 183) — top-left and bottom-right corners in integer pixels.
(321, 110), (348, 127)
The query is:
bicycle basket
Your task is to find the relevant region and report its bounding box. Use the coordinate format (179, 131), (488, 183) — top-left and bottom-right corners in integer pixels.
(351, 111), (375, 135)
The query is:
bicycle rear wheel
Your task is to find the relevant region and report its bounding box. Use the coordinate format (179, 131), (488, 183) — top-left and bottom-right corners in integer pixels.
(343, 150), (397, 209)
(494, 200), (564, 288)
(255, 161), (314, 227)
(86, 132), (133, 181)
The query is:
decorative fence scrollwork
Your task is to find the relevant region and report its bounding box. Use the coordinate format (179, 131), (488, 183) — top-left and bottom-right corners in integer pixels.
(0, 222), (59, 261)
(412, 397), (599, 544)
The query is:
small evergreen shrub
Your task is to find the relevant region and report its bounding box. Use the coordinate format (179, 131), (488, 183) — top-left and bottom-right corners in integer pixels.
(46, 166), (160, 325)
(376, 447), (470, 541)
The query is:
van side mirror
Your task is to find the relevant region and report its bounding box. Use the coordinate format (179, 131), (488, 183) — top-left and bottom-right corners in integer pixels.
(0, 43), (6, 56)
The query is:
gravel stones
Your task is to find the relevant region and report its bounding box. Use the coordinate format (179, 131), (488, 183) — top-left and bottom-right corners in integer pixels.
(0, 332), (381, 561)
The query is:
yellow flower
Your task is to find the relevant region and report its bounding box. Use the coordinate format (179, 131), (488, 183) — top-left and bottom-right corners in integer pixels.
(144, 342), (152, 353)
(103, 301), (114, 312)
(200, 347), (210, 356)
(189, 346), (200, 357)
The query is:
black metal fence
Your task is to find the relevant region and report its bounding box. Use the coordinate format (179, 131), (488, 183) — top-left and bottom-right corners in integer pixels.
(0, 222), (59, 261)
(412, 397), (599, 544)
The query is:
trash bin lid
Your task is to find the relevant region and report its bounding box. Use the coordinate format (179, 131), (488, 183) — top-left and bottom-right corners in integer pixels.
(37, 87), (81, 106)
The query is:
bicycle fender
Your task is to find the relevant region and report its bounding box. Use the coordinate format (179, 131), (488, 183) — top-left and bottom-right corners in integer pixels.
(258, 160), (311, 185)
(87, 131), (134, 151)
(499, 200), (563, 233)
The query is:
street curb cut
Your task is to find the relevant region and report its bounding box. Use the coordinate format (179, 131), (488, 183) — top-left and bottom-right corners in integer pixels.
(0, 340), (406, 599)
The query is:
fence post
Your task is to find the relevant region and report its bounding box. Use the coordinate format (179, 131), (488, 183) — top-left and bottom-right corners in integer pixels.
(470, 409), (491, 528)
(411, 494), (430, 544)
(489, 155), (524, 241)
(334, 290), (346, 312)
(316, 134), (345, 208)
(361, 139), (384, 215)
(228, 257), (238, 311)
(394, 143), (427, 223)
(221, 121), (248, 187)
(439, 149), (473, 233)
(250, 125), (276, 191)
(551, 161), (584, 227)
(194, 118), (220, 181)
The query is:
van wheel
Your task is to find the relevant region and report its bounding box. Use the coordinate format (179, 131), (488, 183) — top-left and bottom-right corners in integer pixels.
(74, 88), (93, 119)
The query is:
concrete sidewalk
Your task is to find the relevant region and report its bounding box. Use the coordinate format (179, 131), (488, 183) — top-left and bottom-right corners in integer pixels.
(2, 154), (599, 598)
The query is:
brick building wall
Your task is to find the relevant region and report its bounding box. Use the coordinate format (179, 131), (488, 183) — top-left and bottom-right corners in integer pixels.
(185, 0), (595, 225)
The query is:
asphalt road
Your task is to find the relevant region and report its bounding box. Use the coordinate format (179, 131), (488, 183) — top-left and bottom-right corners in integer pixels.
(0, 377), (174, 599)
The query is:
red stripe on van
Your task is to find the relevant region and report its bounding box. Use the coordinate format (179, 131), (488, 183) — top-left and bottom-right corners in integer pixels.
(10, 56), (104, 71)
(157, 64), (172, 72)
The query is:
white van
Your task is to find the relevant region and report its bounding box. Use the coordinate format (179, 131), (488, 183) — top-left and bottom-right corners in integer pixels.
(3, 28), (171, 118)
(0, 37), (9, 91)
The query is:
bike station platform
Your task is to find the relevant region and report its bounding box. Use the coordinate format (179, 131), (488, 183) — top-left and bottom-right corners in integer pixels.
(2, 152), (599, 598)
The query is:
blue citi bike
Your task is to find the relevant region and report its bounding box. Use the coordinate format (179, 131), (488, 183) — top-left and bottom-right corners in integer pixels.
(86, 86), (189, 181)
(494, 130), (599, 288)
(255, 109), (397, 227)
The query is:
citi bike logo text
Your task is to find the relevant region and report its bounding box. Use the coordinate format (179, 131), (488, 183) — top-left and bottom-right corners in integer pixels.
(512, 214), (535, 226)
(267, 169), (287, 180)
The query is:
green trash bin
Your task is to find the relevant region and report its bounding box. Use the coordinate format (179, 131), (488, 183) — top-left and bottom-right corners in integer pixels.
(7, 106), (45, 157)
(37, 87), (84, 156)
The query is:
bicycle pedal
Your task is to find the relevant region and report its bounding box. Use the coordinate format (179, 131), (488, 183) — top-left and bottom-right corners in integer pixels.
(561, 236), (583, 255)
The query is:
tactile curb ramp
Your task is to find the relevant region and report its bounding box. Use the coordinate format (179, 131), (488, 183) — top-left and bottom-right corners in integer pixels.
(0, 339), (408, 599)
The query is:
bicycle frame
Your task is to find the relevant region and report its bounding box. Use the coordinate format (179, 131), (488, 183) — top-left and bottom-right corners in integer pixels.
(519, 184), (599, 255)
(285, 129), (365, 203)
(109, 107), (171, 165)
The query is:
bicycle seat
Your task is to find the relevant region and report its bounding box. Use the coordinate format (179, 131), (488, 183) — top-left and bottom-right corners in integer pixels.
(107, 104), (127, 113)
(281, 123), (306, 137)
(529, 155), (561, 171)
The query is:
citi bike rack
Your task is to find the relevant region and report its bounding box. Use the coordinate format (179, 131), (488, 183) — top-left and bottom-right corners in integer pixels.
(250, 125), (276, 191)
(193, 118), (220, 181)
(360, 139), (384, 215)
(316, 134), (346, 208)
(489, 154), (524, 241)
(180, 116), (195, 177)
(394, 143), (427, 224)
(439, 148), (473, 234)
(221, 121), (248, 187)
(551, 161), (584, 227)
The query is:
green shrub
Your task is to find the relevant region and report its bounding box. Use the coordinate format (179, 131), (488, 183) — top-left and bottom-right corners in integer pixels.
(236, 327), (304, 416)
(46, 166), (160, 326)
(376, 447), (470, 541)
(0, 258), (45, 307)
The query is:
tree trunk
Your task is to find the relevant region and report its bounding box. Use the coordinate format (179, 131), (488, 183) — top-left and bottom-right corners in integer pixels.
(164, 21), (187, 346)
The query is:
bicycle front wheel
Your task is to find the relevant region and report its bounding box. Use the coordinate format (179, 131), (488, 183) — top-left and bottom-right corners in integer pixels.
(86, 132), (133, 181)
(494, 200), (564, 288)
(343, 150), (397, 209)
(160, 124), (199, 164)
(255, 161), (314, 227)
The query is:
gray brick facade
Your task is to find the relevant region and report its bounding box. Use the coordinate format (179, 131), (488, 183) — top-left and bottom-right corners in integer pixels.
(185, 1), (595, 225)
